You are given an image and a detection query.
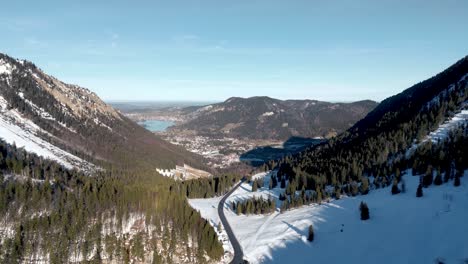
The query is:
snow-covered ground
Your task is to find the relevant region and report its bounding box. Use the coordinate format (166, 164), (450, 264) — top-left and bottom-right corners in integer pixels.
(427, 109), (468, 143)
(407, 108), (468, 158)
(188, 196), (234, 263)
(0, 95), (94, 170)
(190, 170), (468, 264)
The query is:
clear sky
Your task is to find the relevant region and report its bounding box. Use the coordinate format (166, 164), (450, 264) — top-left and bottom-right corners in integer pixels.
(1, 0), (467, 102)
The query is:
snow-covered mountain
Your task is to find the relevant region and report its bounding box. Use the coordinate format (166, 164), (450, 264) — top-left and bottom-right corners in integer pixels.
(0, 94), (93, 170)
(0, 53), (209, 171)
(0, 54), (115, 171)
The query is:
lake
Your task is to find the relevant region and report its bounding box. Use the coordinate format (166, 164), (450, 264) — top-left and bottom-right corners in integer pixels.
(138, 120), (174, 132)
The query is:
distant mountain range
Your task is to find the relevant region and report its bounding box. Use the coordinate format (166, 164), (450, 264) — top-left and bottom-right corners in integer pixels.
(170, 96), (378, 140)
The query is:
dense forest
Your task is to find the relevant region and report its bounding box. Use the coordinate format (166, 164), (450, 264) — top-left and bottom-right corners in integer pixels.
(0, 138), (224, 263)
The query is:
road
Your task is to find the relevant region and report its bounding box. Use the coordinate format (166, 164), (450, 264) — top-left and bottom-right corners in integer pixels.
(218, 179), (246, 264)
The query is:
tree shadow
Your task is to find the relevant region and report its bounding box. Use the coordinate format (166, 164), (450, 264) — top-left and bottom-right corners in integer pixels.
(239, 136), (324, 167)
(281, 220), (305, 238)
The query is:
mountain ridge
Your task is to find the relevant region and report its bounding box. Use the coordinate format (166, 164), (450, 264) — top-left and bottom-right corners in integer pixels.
(170, 96), (378, 140)
(0, 52), (209, 171)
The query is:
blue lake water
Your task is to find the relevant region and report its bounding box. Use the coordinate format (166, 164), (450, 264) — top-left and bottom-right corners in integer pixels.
(138, 120), (174, 132)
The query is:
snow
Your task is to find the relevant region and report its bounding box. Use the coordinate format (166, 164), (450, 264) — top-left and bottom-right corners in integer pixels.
(0, 60), (13, 75)
(427, 109), (468, 142)
(190, 170), (468, 264)
(262, 112), (275, 117)
(156, 168), (175, 177)
(0, 95), (95, 171)
(407, 109), (468, 158)
(188, 196), (234, 263)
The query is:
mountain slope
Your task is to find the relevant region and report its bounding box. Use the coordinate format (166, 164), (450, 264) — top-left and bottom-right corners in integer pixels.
(273, 55), (467, 202)
(171, 96), (378, 140)
(0, 53), (208, 171)
(191, 169), (468, 264)
(189, 56), (468, 264)
(0, 53), (224, 263)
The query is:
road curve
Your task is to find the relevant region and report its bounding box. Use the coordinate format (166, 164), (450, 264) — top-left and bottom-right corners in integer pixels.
(218, 179), (246, 264)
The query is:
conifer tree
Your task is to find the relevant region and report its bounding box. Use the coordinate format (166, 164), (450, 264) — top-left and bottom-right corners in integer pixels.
(359, 202), (370, 220)
(391, 179), (400, 195)
(360, 177), (369, 195)
(335, 186), (341, 200)
(307, 225), (314, 242)
(434, 169), (443, 186)
(416, 184), (423, 197)
(252, 181), (258, 192)
(454, 174), (461, 187)
(423, 165), (433, 187)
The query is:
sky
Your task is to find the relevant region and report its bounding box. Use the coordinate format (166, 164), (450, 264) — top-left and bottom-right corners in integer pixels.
(1, 0), (467, 102)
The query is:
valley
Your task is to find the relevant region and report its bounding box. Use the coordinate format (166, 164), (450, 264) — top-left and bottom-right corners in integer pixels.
(1, 2), (467, 263)
(114, 97), (374, 169)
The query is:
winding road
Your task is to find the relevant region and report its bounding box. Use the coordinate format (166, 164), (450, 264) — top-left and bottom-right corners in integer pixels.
(218, 179), (246, 264)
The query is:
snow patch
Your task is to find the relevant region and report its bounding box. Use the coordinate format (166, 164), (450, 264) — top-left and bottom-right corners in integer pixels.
(0, 59), (14, 75)
(407, 109), (468, 158)
(0, 95), (95, 171)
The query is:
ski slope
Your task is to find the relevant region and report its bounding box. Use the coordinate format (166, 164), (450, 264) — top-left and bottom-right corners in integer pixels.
(190, 170), (468, 264)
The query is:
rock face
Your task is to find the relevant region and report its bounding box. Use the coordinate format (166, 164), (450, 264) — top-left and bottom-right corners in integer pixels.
(171, 96), (378, 140)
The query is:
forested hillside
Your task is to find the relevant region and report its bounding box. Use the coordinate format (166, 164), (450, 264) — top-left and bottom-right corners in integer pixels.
(0, 53), (209, 171)
(171, 96), (377, 140)
(0, 53), (224, 263)
(270, 56), (467, 208)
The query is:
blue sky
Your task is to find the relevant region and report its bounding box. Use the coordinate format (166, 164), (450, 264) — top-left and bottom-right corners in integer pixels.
(1, 0), (467, 102)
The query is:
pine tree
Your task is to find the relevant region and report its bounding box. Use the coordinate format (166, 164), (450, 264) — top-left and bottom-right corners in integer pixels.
(271, 175), (278, 189)
(434, 169), (443, 186)
(334, 186), (341, 200)
(391, 179), (400, 195)
(454, 175), (461, 187)
(359, 202), (370, 220)
(423, 165), (433, 187)
(236, 203), (242, 215)
(443, 168), (450, 183)
(252, 181), (258, 192)
(416, 184), (423, 197)
(307, 225), (314, 242)
(360, 177), (369, 195)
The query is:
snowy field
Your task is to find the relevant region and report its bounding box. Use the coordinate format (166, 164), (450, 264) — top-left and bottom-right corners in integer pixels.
(189, 171), (468, 264)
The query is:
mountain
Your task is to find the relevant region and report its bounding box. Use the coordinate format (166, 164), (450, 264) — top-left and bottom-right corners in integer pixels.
(170, 96), (378, 140)
(0, 53), (224, 263)
(185, 56), (468, 264)
(272, 55), (467, 207)
(0, 53), (208, 171)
